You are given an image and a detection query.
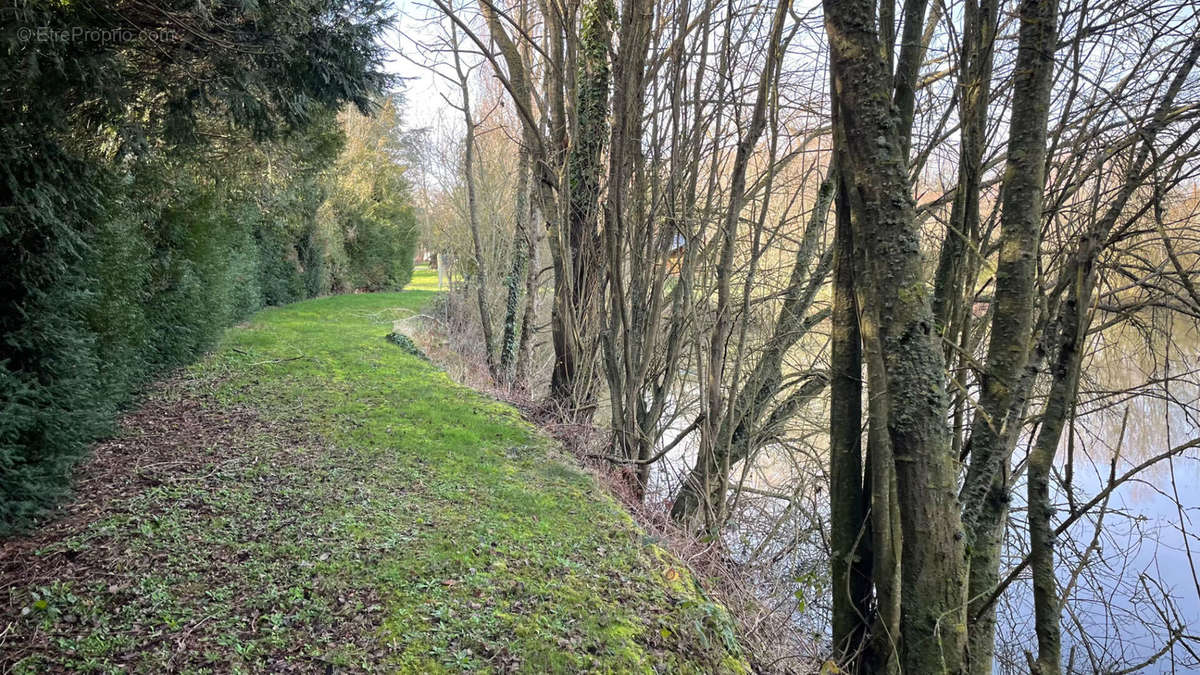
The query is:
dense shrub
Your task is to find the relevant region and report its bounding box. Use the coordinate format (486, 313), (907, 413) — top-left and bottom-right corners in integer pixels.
(325, 98), (419, 292)
(0, 0), (418, 532)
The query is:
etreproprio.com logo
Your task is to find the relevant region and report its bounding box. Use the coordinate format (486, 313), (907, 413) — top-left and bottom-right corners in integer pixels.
(16, 26), (180, 44)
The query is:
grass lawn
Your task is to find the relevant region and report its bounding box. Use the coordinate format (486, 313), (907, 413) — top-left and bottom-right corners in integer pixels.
(0, 269), (747, 673)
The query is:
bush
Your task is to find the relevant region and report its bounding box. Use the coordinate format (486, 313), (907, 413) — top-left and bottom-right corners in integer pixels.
(0, 0), (420, 532)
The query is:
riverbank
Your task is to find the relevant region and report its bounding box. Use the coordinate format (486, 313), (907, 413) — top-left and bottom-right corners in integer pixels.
(0, 271), (747, 673)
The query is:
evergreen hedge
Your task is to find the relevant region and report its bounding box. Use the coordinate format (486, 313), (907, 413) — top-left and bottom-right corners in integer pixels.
(0, 0), (414, 532)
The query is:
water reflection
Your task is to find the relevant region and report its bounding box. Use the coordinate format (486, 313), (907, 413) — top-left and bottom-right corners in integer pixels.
(647, 319), (1200, 672)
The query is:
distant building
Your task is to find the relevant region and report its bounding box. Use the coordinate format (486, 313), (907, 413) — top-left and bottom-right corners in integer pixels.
(666, 233), (687, 276)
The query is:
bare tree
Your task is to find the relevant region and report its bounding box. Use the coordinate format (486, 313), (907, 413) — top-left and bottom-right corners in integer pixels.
(410, 1), (1200, 672)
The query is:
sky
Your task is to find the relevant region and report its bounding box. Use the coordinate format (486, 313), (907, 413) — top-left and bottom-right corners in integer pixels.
(385, 1), (455, 133)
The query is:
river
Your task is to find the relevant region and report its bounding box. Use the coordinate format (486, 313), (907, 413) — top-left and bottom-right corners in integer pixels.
(645, 321), (1200, 673)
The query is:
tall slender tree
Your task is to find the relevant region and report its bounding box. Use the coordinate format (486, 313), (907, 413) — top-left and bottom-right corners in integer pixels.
(824, 0), (967, 668)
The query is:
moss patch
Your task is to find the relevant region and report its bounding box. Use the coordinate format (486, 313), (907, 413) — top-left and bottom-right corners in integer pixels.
(0, 270), (747, 673)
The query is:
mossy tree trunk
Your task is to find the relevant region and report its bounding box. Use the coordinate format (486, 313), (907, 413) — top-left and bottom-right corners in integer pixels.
(957, 0), (1056, 671)
(499, 148), (532, 383)
(474, 0), (569, 400)
(823, 0), (968, 670)
(1021, 35), (1200, 675)
(548, 0), (613, 420)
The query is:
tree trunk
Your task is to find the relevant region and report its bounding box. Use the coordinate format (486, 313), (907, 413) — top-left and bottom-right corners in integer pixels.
(548, 0), (613, 420)
(829, 144), (873, 670)
(824, 0), (967, 670)
(958, 0), (1057, 671)
(514, 178), (540, 388)
(931, 0), (995, 348)
(451, 38), (498, 378)
(500, 148), (532, 382)
(600, 0), (659, 497)
(1023, 35), (1200, 673)
(474, 0), (570, 400)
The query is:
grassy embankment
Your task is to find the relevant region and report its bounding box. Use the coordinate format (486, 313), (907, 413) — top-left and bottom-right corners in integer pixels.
(0, 269), (747, 673)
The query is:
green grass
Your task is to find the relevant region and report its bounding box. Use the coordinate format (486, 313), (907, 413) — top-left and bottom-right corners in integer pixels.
(1, 269), (747, 673)
(405, 264), (442, 291)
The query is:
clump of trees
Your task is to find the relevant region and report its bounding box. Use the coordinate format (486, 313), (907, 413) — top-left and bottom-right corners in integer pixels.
(322, 97), (421, 293)
(413, 0), (1200, 671)
(0, 0), (417, 532)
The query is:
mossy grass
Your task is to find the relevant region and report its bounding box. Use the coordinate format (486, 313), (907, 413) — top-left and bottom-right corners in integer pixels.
(2, 270), (747, 673)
